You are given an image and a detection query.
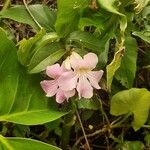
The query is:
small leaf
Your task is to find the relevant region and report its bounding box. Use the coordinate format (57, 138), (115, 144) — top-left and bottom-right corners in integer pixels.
(2, 137), (61, 150)
(0, 5), (56, 32)
(133, 30), (150, 44)
(110, 88), (150, 131)
(121, 141), (145, 150)
(115, 37), (138, 88)
(55, 0), (90, 37)
(67, 31), (103, 53)
(76, 98), (100, 110)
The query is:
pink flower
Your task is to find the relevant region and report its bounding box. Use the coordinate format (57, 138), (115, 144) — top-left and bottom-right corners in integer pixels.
(58, 52), (104, 99)
(40, 64), (75, 103)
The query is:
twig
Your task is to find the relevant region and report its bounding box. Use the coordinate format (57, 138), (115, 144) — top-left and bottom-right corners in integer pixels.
(2, 0), (11, 11)
(76, 109), (91, 150)
(75, 126), (107, 146)
(22, 0), (42, 30)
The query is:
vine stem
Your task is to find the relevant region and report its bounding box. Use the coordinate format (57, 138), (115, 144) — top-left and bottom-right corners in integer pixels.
(22, 0), (42, 30)
(76, 109), (91, 150)
(2, 0), (11, 11)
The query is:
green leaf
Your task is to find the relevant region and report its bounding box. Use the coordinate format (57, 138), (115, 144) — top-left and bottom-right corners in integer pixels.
(76, 98), (100, 110)
(110, 88), (150, 131)
(1, 137), (61, 150)
(0, 28), (67, 125)
(17, 29), (46, 66)
(0, 5), (56, 32)
(67, 31), (103, 53)
(106, 47), (124, 91)
(97, 0), (123, 16)
(121, 141), (145, 150)
(55, 0), (90, 37)
(133, 30), (150, 44)
(18, 30), (65, 73)
(115, 37), (138, 88)
(29, 48), (66, 74)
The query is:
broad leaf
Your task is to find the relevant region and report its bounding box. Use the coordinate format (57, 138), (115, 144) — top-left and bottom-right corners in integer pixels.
(0, 28), (67, 125)
(67, 31), (103, 53)
(1, 137), (61, 150)
(110, 88), (150, 131)
(18, 30), (65, 73)
(0, 5), (56, 32)
(115, 37), (138, 88)
(55, 0), (90, 37)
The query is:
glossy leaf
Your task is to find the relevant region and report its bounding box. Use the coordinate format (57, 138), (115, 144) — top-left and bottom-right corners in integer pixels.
(0, 5), (56, 32)
(29, 48), (66, 74)
(1, 137), (61, 150)
(110, 88), (150, 131)
(0, 28), (67, 125)
(55, 0), (90, 37)
(67, 31), (103, 53)
(115, 37), (138, 88)
(18, 30), (65, 73)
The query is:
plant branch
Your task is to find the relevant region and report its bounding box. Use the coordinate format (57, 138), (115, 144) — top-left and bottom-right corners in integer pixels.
(2, 0), (11, 11)
(75, 125), (108, 146)
(76, 109), (91, 150)
(23, 0), (42, 30)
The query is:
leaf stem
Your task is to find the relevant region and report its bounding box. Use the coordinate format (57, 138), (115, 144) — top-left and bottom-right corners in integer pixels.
(22, 0), (42, 30)
(111, 113), (131, 128)
(76, 109), (91, 150)
(2, 0), (11, 11)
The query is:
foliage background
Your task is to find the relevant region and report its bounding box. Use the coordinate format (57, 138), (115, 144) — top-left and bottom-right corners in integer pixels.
(0, 0), (150, 150)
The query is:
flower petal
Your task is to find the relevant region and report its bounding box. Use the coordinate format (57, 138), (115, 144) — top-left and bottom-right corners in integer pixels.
(64, 89), (76, 100)
(87, 70), (104, 89)
(58, 71), (77, 91)
(77, 76), (93, 99)
(56, 89), (66, 103)
(40, 80), (58, 97)
(46, 63), (64, 79)
(83, 53), (98, 69)
(70, 52), (83, 69)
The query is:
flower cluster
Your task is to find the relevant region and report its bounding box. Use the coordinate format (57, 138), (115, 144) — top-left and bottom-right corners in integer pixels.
(40, 52), (104, 103)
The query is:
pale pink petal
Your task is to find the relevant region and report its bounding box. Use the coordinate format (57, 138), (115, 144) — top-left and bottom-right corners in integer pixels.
(87, 70), (104, 89)
(77, 76), (93, 99)
(83, 53), (98, 69)
(58, 71), (77, 91)
(64, 89), (76, 100)
(46, 63), (64, 79)
(56, 89), (66, 103)
(70, 52), (83, 69)
(40, 80), (58, 97)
